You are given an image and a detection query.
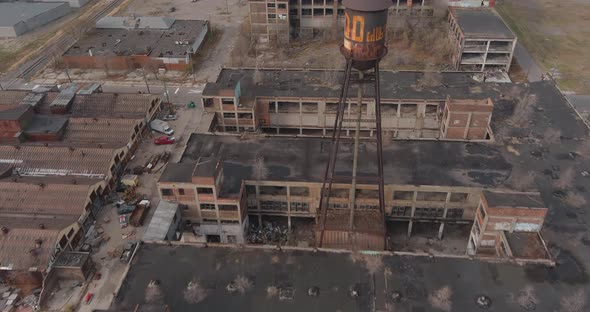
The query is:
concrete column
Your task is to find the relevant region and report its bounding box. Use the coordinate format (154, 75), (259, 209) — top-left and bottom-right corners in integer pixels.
(299, 100), (303, 135)
(438, 222), (444, 240)
(407, 221), (413, 237)
(287, 186), (292, 230)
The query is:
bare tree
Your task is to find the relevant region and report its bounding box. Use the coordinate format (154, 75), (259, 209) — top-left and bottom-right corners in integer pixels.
(560, 289), (587, 312)
(184, 279), (207, 304)
(428, 286), (453, 312)
(145, 280), (164, 303)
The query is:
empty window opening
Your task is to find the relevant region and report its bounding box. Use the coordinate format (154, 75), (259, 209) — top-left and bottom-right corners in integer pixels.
(200, 203), (216, 210)
(393, 191), (414, 200)
(450, 192), (469, 202)
(259, 185), (287, 195)
(290, 186), (310, 196)
(197, 187), (214, 194)
(416, 191), (447, 202)
(221, 98), (234, 105)
(400, 104), (417, 117)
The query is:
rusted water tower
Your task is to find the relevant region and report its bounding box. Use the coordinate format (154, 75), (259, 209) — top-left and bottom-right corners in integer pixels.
(316, 0), (392, 250)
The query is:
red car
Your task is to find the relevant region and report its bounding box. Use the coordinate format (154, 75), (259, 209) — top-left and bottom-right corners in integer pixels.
(154, 136), (175, 145)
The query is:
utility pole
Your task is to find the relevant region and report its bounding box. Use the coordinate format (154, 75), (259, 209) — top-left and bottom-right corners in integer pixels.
(142, 70), (151, 93)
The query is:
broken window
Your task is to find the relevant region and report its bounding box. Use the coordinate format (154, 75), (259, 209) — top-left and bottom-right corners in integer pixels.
(355, 204), (378, 210)
(330, 188), (349, 198)
(260, 200), (288, 211)
(326, 102), (339, 113)
(313, 8), (324, 16)
(301, 102), (318, 113)
(393, 191), (414, 200)
(291, 202), (309, 212)
(425, 104), (438, 117)
(325, 8), (333, 15)
(290, 186), (309, 196)
(268, 102), (277, 113)
(278, 3), (287, 9)
(414, 207), (444, 218)
(382, 103), (398, 115)
(203, 98), (215, 108)
(221, 98), (234, 105)
(267, 3), (275, 8)
(450, 192), (468, 202)
(400, 104), (417, 117)
(391, 206), (411, 216)
(416, 191), (447, 202)
(219, 205), (238, 211)
(313, 0), (323, 4)
(259, 185), (287, 196)
(238, 113), (253, 119)
(200, 203), (216, 210)
(328, 203), (348, 209)
(223, 112), (236, 118)
(178, 189), (186, 195)
(302, 8), (312, 15)
(197, 187), (214, 194)
(161, 188), (173, 196)
(447, 208), (464, 219)
(355, 188), (379, 199)
(277, 101), (299, 113)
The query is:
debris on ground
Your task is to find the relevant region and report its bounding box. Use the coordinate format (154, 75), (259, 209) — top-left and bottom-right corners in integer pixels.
(226, 275), (253, 295)
(246, 222), (290, 245)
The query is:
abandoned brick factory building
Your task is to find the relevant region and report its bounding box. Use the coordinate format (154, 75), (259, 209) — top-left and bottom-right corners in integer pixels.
(249, 0), (497, 43)
(63, 16), (209, 71)
(0, 85), (162, 304)
(202, 68), (495, 140)
(155, 67), (586, 264)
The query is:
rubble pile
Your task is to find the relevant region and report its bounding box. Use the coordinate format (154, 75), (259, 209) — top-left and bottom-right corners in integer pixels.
(246, 222), (290, 245)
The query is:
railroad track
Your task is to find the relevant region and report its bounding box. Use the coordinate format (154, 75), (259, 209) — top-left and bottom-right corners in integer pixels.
(2, 0), (126, 88)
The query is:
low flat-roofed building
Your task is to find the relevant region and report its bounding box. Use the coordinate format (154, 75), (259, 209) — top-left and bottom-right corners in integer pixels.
(143, 201), (182, 242)
(63, 17), (209, 71)
(0, 2), (71, 38)
(448, 7), (517, 72)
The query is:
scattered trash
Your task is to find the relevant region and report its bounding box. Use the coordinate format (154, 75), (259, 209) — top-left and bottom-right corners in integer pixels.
(349, 284), (360, 299)
(247, 222), (290, 245)
(475, 294), (492, 309)
(307, 286), (319, 297)
(391, 291), (402, 303)
(279, 287), (294, 300)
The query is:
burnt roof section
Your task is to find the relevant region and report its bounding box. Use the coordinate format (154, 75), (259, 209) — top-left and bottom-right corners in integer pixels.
(159, 163), (196, 183)
(450, 8), (516, 39)
(181, 134), (512, 197)
(182, 80), (590, 203)
(483, 190), (545, 209)
(203, 68), (501, 101)
(65, 20), (208, 58)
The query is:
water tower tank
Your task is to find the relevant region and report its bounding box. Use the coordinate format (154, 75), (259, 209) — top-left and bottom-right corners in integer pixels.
(341, 0), (392, 70)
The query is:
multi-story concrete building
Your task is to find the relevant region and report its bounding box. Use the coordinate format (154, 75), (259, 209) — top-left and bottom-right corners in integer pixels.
(202, 68), (495, 141)
(448, 7), (517, 72)
(249, 0), (497, 43)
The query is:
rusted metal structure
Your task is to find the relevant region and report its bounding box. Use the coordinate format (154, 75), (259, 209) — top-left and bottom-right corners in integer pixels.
(316, 0), (391, 250)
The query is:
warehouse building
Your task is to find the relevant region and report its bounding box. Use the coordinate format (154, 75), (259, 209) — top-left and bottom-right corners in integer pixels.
(63, 16), (209, 71)
(0, 2), (71, 38)
(201, 68), (495, 141)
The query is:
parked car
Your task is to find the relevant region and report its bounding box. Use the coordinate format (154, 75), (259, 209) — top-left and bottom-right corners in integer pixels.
(154, 136), (175, 145)
(162, 113), (177, 121)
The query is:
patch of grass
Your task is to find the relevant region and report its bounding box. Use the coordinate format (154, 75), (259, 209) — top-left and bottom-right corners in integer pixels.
(496, 0), (590, 93)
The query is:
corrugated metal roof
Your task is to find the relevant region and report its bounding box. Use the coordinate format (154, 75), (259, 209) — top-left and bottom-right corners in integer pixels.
(0, 182), (92, 216)
(63, 117), (142, 147)
(0, 228), (60, 271)
(143, 201), (179, 241)
(0, 145), (116, 179)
